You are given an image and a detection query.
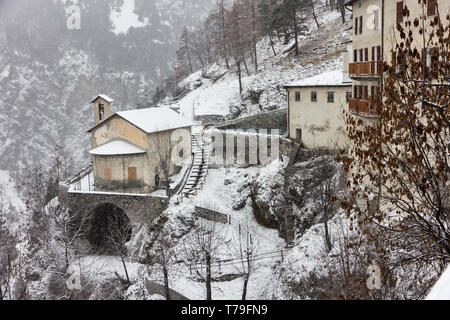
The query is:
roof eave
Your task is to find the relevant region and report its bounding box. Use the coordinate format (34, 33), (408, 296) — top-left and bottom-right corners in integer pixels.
(284, 84), (352, 89)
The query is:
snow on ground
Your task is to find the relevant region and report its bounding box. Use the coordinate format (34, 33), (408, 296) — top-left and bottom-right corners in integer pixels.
(76, 255), (143, 281)
(158, 166), (287, 300)
(426, 266), (450, 300)
(109, 0), (149, 35)
(173, 76), (256, 121)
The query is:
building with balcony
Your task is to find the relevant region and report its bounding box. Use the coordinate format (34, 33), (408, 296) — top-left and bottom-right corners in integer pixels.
(346, 0), (383, 118)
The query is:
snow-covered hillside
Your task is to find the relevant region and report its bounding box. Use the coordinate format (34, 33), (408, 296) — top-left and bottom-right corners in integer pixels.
(167, 9), (350, 121)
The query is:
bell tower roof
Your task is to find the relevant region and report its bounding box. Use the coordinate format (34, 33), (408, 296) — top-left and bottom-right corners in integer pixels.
(90, 94), (114, 104)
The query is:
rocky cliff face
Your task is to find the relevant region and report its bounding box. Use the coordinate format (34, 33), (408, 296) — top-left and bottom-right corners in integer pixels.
(234, 151), (346, 239)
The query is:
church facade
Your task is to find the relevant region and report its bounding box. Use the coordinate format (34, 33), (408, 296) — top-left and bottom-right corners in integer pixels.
(87, 95), (193, 194)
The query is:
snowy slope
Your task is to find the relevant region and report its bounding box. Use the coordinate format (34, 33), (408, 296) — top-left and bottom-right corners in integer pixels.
(166, 9), (350, 121)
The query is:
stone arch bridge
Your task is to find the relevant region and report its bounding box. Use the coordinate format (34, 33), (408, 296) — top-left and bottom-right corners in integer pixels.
(59, 184), (169, 240)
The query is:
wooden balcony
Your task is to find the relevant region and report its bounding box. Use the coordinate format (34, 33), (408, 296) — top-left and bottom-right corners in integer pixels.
(349, 98), (380, 117)
(349, 61), (382, 78)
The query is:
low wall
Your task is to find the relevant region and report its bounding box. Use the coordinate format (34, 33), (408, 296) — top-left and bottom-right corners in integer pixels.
(215, 108), (287, 130)
(194, 206), (229, 224)
(207, 129), (295, 167)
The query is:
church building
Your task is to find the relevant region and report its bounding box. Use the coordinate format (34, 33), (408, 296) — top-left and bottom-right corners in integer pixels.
(87, 95), (193, 194)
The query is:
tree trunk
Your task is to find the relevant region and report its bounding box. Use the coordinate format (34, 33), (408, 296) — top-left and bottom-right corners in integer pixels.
(185, 34), (193, 74)
(252, 0), (258, 71)
(293, 12), (299, 56)
(163, 265), (171, 300)
(269, 35), (277, 56)
(242, 274), (249, 300)
(243, 59), (250, 76)
(121, 255), (130, 284)
(206, 254), (212, 300)
(338, 0), (346, 24)
(237, 61), (243, 94)
(312, 4), (320, 29)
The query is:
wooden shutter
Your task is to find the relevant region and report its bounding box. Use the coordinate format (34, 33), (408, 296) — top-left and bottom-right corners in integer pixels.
(359, 16), (363, 34)
(365, 48), (369, 62)
(372, 47), (375, 61)
(128, 167), (137, 181)
(355, 18), (358, 35)
(397, 1), (404, 24)
(104, 168), (112, 180)
(354, 49), (358, 62)
(427, 0), (436, 17)
(377, 46), (381, 61)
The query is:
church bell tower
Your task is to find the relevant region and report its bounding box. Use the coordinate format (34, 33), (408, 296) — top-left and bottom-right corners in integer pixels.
(91, 94), (113, 126)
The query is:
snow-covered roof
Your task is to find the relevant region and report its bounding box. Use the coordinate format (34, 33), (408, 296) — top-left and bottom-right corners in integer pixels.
(90, 94), (114, 103)
(89, 140), (146, 156)
(116, 107), (194, 134)
(285, 71), (351, 88)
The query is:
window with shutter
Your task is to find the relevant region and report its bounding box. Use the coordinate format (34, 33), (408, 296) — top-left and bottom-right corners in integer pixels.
(355, 18), (358, 35)
(354, 49), (358, 62)
(397, 1), (404, 24)
(427, 0), (436, 17)
(104, 168), (112, 180)
(365, 48), (369, 62)
(360, 16), (363, 34)
(128, 167), (137, 181)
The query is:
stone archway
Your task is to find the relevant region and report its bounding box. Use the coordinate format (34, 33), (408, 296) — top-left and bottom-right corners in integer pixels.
(87, 203), (132, 254)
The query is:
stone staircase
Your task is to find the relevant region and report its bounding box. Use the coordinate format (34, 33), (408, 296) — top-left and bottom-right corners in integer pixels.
(177, 127), (210, 201)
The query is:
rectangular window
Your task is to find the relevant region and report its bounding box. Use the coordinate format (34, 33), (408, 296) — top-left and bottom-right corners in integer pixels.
(346, 92), (352, 103)
(365, 48), (369, 62)
(354, 49), (358, 62)
(327, 92), (335, 103)
(104, 168), (111, 180)
(128, 167), (137, 181)
(374, 9), (380, 29)
(363, 86), (369, 100)
(397, 1), (404, 24)
(295, 92), (301, 102)
(427, 0), (436, 17)
(355, 17), (358, 35)
(311, 92), (317, 102)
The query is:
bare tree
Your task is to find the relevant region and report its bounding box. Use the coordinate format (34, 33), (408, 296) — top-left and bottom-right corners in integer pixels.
(232, 214), (259, 300)
(105, 213), (133, 285)
(151, 131), (176, 197)
(341, 2), (449, 274)
(0, 189), (18, 300)
(184, 219), (223, 300)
